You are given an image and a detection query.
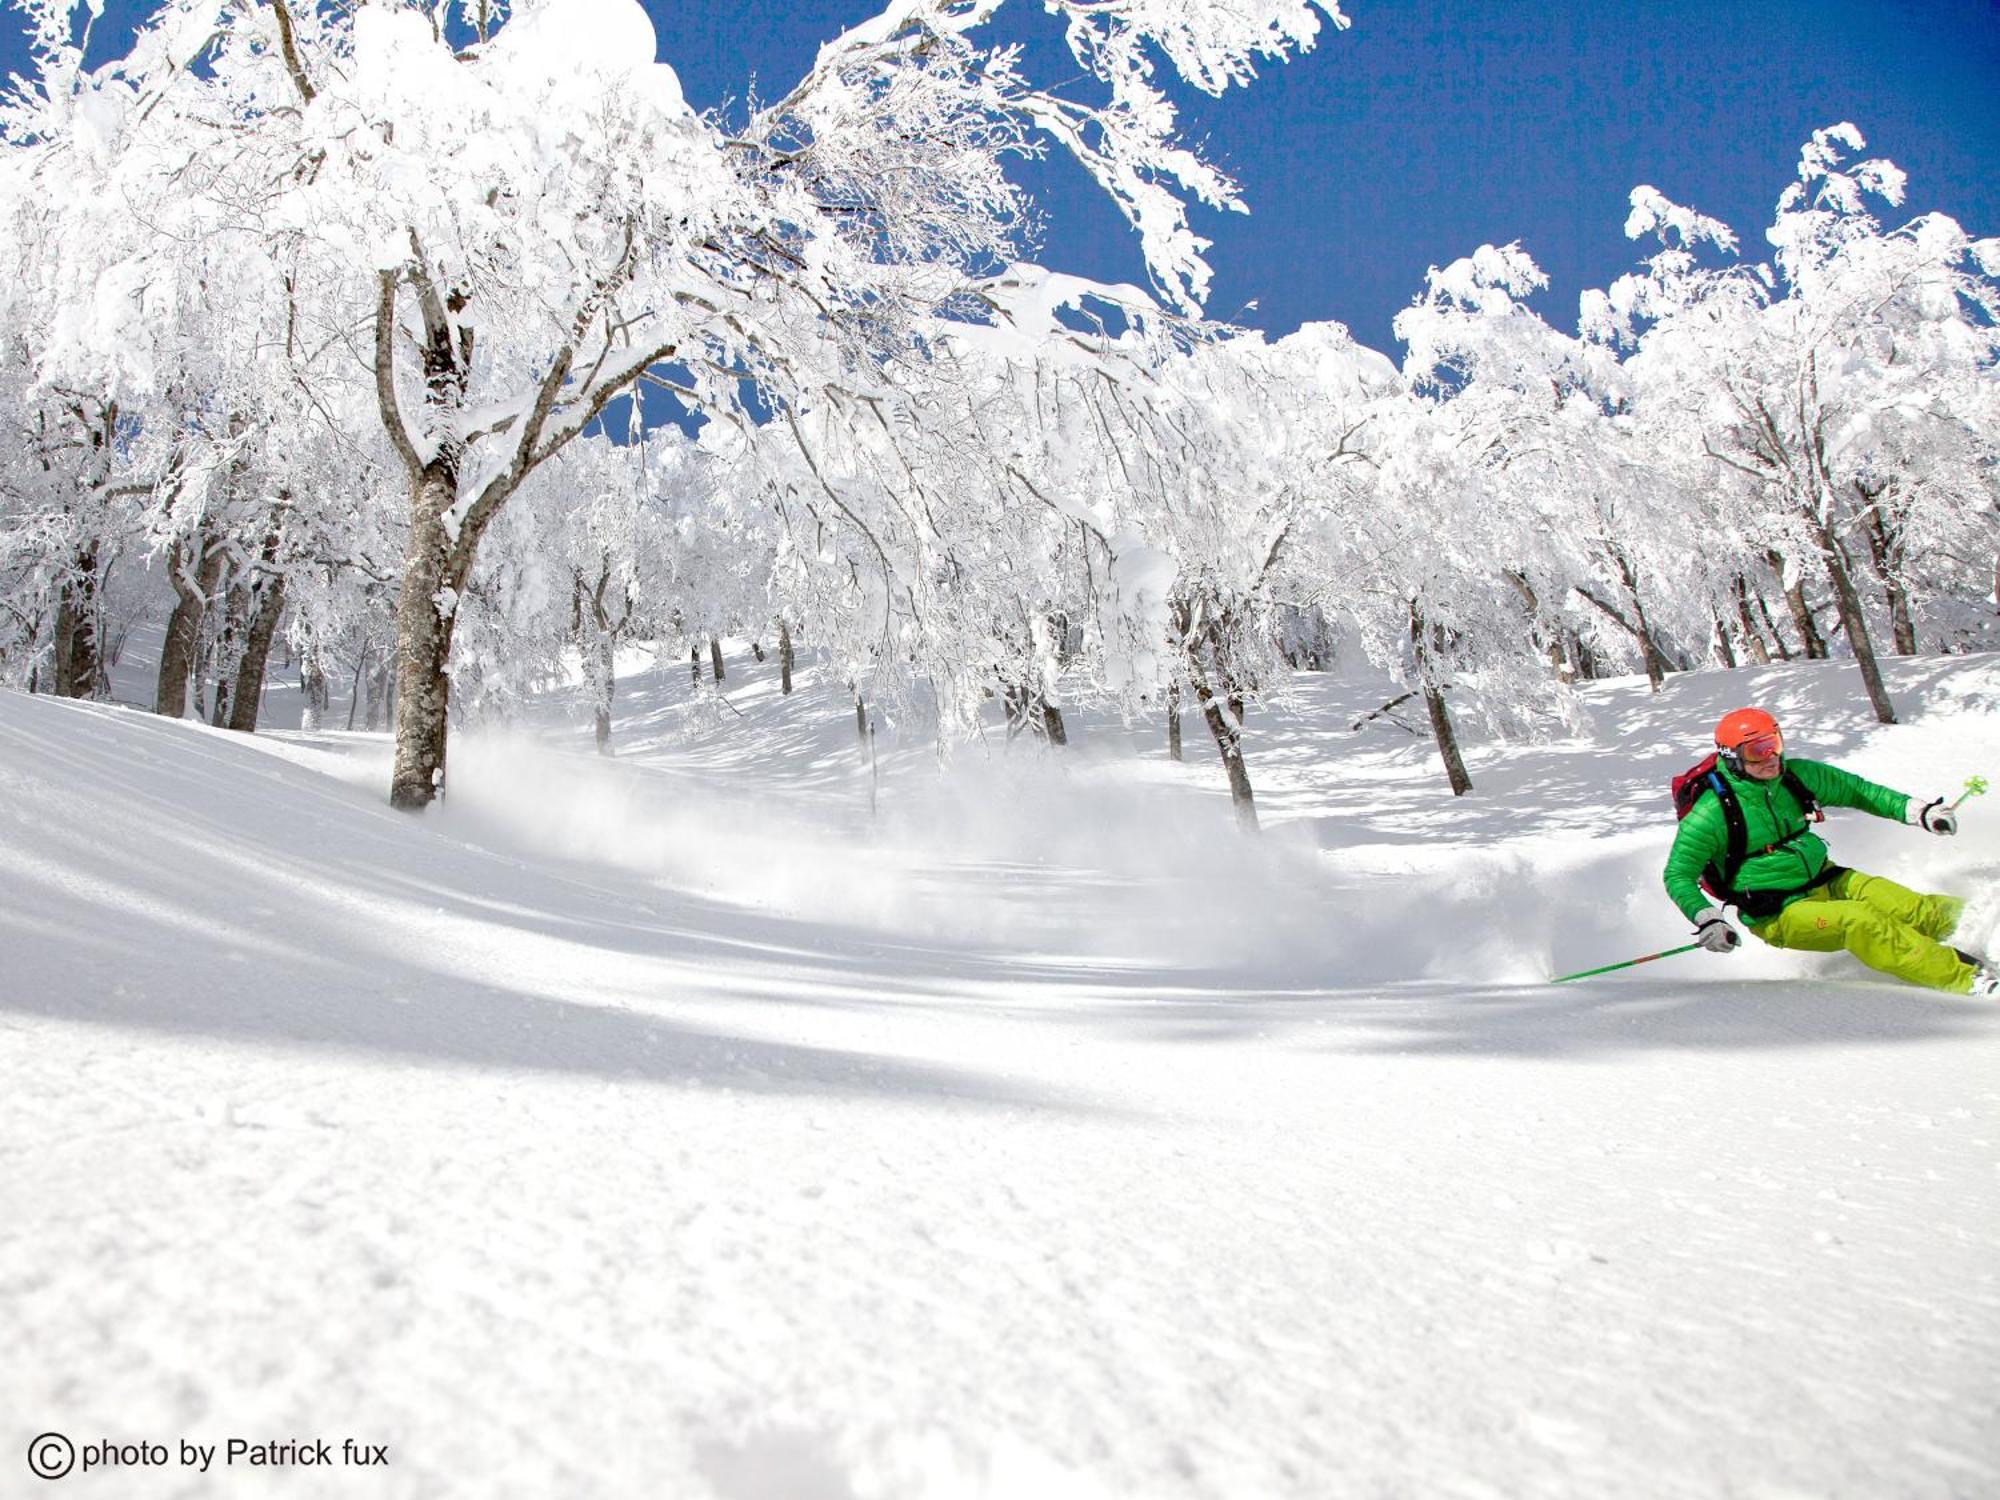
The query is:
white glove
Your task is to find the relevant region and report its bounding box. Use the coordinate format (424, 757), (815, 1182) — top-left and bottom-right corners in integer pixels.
(1915, 798), (1958, 836)
(1693, 906), (1740, 953)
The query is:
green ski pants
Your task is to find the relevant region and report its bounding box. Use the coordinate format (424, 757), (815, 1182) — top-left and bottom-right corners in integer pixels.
(1748, 870), (1973, 994)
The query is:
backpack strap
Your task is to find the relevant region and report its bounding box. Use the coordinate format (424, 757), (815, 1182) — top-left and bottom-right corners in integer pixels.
(1708, 768), (1830, 913)
(1781, 767), (1822, 819)
(1739, 770), (1825, 862)
(1700, 771), (1748, 902)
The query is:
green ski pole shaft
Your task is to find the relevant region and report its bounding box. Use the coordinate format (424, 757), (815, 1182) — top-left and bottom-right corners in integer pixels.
(1948, 775), (1988, 811)
(1553, 942), (1703, 984)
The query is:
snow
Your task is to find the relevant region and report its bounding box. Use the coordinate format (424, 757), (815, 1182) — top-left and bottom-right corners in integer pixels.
(480, 0), (684, 113)
(3, 650), (1998, 1498)
(350, 6), (462, 116)
(1099, 530), (1176, 692)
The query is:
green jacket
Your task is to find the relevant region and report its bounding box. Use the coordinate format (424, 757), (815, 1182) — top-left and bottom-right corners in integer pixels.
(1664, 757), (1912, 923)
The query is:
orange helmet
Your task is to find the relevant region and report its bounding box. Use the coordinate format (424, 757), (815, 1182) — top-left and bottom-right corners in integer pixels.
(1714, 706), (1783, 769)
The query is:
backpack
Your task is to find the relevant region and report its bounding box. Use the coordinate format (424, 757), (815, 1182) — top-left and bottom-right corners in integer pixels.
(1671, 753), (1830, 918)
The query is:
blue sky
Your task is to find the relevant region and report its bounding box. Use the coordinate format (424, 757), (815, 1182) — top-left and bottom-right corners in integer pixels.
(11, 0), (1998, 354)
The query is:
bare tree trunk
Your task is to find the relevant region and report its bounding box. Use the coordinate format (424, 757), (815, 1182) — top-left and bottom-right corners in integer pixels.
(592, 633), (615, 754)
(226, 581), (285, 733)
(1001, 683), (1031, 740)
(49, 594), (75, 696)
(52, 402), (118, 701)
(1856, 485), (1917, 655)
(1194, 685), (1256, 828)
(212, 608), (245, 732)
(1792, 412), (1894, 715)
(690, 645), (701, 686)
(1711, 614), (1738, 670)
(1806, 510), (1896, 724)
(854, 692), (868, 746)
(1754, 589), (1792, 662)
(345, 645), (368, 731)
(390, 466), (460, 810)
(750, 641), (765, 662)
(300, 637), (329, 732)
(226, 526), (287, 734)
(1166, 682), (1182, 762)
(158, 534), (225, 717)
(709, 637), (725, 683)
(1001, 676), (1067, 746)
(1504, 569), (1566, 678)
(1422, 677), (1472, 796)
(51, 542), (101, 699)
(1732, 576), (1772, 665)
(1769, 549), (1826, 659)
(1614, 546), (1673, 691)
(1172, 598), (1257, 828)
(1033, 612), (1067, 745)
(1562, 629), (1601, 681)
(1883, 572), (1917, 655)
(1576, 585), (1666, 691)
(1412, 599), (1472, 796)
(365, 659), (392, 732)
(208, 575), (250, 728)
(779, 622), (794, 695)
(1575, 545), (1670, 691)
(575, 564), (627, 754)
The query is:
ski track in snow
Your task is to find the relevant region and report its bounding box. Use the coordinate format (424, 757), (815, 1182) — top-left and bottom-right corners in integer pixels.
(2, 652), (1998, 1499)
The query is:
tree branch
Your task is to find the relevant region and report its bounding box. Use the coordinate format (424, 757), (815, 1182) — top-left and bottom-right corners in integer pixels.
(1573, 583), (1642, 640)
(373, 271), (423, 481)
(264, 0), (317, 106)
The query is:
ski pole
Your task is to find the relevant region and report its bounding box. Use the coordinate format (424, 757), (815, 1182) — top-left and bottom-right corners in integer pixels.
(1552, 942), (1702, 984)
(1948, 775), (1988, 811)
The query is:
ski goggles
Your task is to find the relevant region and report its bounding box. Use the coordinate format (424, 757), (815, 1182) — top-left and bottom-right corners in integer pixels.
(1734, 731), (1783, 761)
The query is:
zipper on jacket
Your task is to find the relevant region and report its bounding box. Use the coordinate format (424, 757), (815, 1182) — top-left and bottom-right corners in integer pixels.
(1753, 780), (1817, 884)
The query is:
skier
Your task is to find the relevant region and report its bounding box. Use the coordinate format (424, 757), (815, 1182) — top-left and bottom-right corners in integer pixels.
(1665, 707), (1997, 997)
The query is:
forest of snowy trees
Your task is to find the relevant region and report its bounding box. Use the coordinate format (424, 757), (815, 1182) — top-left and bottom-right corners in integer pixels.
(2, 0), (1995, 822)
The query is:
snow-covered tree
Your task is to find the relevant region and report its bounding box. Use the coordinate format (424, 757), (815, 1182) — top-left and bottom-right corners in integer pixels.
(4, 0), (1346, 805)
(1587, 125), (2000, 720)
(1397, 242), (1716, 697)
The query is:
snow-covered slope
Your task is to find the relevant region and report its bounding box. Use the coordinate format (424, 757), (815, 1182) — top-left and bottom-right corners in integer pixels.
(3, 653), (1997, 1499)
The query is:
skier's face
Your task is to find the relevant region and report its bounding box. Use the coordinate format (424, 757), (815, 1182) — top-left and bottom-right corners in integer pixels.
(1738, 731), (1783, 780)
